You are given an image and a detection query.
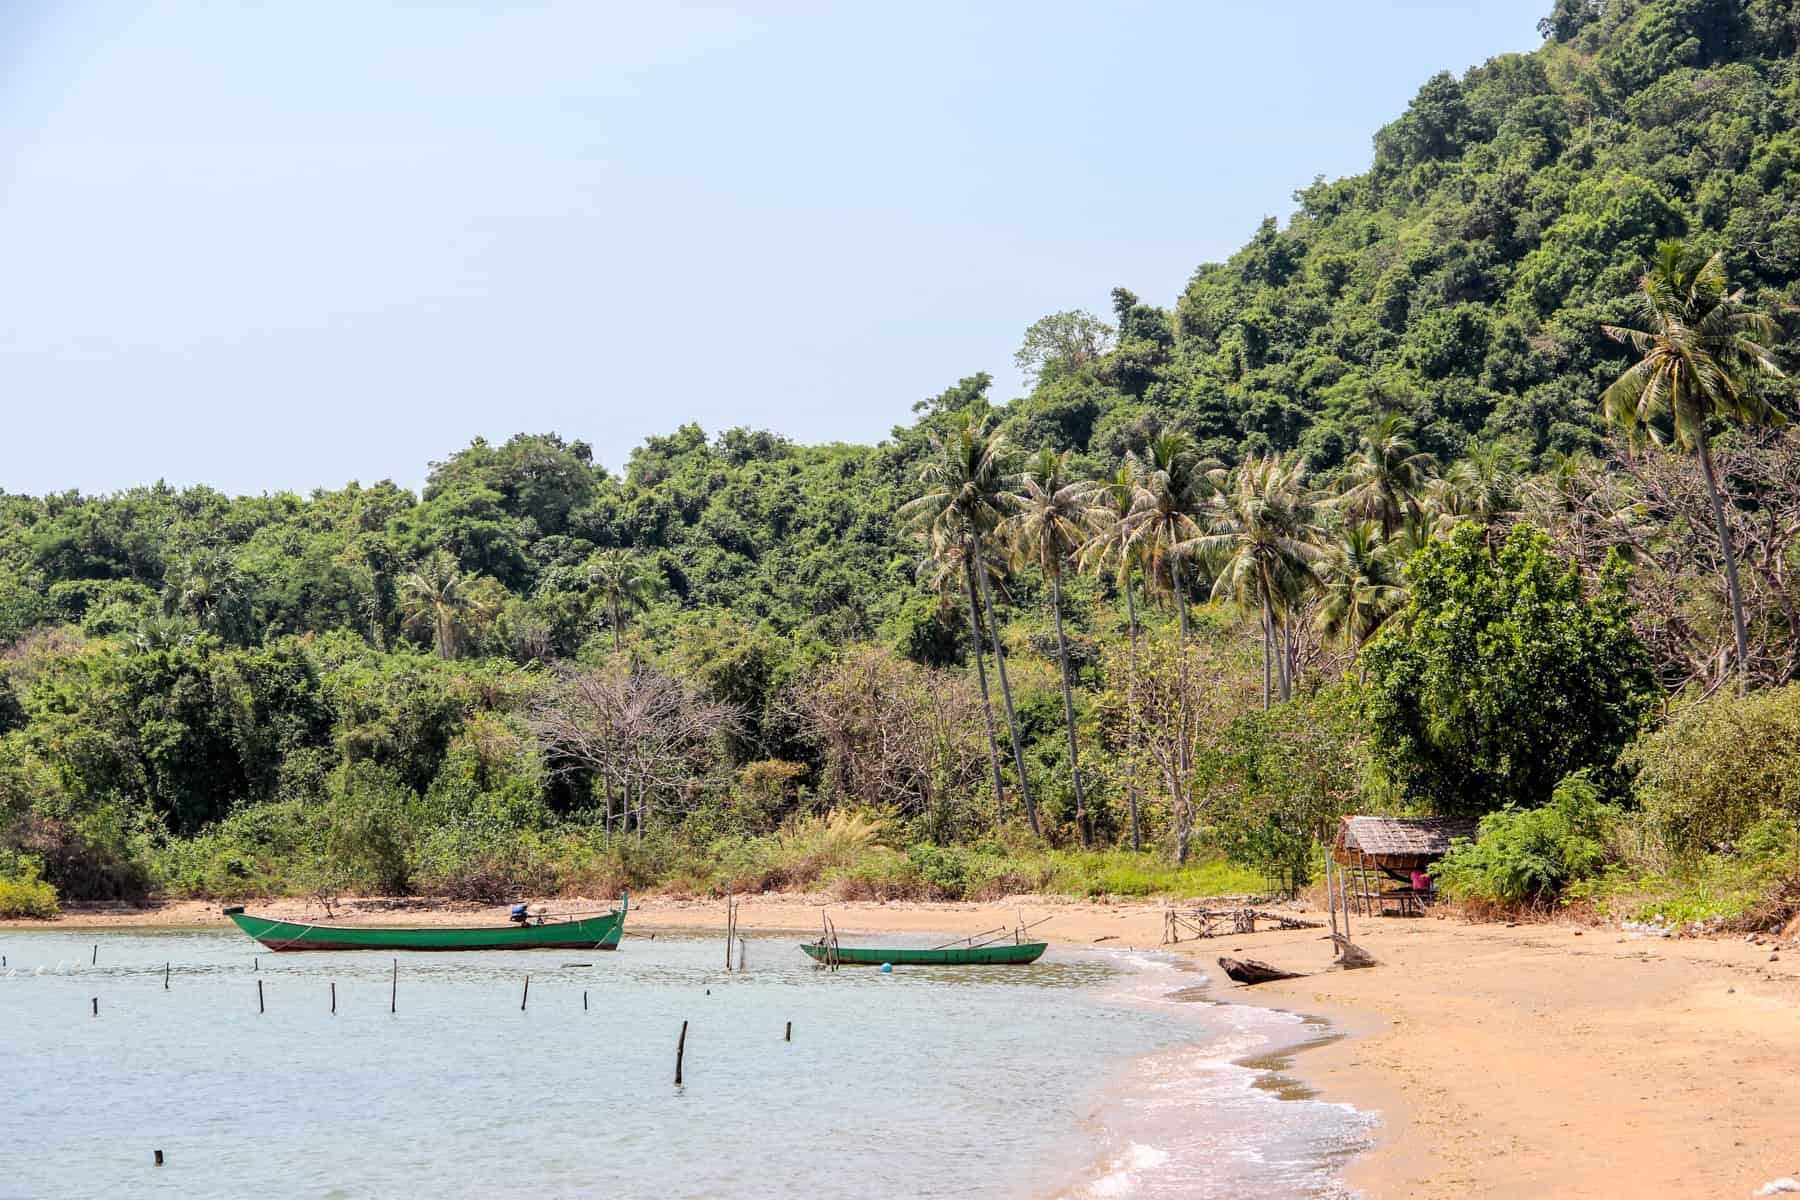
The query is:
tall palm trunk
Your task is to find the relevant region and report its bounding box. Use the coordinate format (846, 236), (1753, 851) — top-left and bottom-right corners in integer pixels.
(602, 773), (616, 845)
(1048, 570), (1089, 848)
(610, 598), (623, 652)
(1696, 435), (1751, 692)
(1275, 613), (1288, 702)
(1260, 595), (1274, 710)
(976, 538), (1038, 835)
(1123, 573), (1143, 853)
(1169, 550), (1192, 790)
(964, 566), (1008, 826)
(1172, 770), (1194, 865)
(1170, 551), (1190, 643)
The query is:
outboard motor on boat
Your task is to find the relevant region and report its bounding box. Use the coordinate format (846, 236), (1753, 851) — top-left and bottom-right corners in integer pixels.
(510, 902), (530, 925)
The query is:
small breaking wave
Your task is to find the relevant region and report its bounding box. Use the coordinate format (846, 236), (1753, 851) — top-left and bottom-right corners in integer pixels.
(1062, 950), (1373, 1200)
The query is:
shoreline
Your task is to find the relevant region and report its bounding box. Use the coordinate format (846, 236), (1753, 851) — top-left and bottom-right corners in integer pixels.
(10, 894), (1800, 1197)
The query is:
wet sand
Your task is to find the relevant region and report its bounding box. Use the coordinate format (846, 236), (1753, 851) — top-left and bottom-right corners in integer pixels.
(11, 893), (1800, 1197)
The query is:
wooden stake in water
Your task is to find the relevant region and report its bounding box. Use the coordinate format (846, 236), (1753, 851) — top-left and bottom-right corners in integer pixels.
(784, 1020), (791, 1043)
(737, 935), (746, 972)
(91, 997), (98, 1017)
(92, 944), (98, 966)
(583, 990), (588, 1011)
(164, 962), (171, 990)
(391, 959), (397, 1013)
(674, 1020), (688, 1085)
(520, 975), (530, 1012)
(154, 1150), (163, 1167)
(724, 889), (735, 971)
(257, 978), (265, 1014)
(330, 981), (336, 1014)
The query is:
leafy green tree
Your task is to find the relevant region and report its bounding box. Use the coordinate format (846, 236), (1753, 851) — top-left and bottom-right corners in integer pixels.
(1601, 239), (1789, 692)
(1362, 523), (1657, 815)
(1622, 682), (1800, 857)
(1431, 770), (1614, 906)
(1014, 310), (1115, 386)
(1004, 448), (1102, 846)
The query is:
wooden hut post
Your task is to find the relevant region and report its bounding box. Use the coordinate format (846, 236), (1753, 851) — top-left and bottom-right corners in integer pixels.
(1326, 855), (1339, 940)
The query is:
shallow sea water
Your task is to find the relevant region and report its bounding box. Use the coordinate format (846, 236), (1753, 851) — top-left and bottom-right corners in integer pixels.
(0, 927), (1369, 1199)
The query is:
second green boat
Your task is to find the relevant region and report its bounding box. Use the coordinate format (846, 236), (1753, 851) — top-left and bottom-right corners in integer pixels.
(800, 941), (1046, 966)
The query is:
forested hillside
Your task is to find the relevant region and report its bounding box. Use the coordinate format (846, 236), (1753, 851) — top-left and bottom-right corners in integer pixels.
(3, 0), (1799, 919)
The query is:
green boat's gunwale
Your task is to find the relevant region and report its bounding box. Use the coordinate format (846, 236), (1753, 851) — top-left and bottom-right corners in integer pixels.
(799, 941), (1048, 966)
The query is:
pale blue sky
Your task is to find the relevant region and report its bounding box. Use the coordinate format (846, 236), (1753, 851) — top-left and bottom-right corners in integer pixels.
(2, 1), (1546, 496)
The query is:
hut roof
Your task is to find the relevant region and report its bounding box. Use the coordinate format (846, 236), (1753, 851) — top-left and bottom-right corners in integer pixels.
(1333, 815), (1479, 866)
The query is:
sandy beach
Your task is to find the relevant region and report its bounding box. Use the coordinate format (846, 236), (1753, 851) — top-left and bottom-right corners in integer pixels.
(11, 893), (1800, 1198)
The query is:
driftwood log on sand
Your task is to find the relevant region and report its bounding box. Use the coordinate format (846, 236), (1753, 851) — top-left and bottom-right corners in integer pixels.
(1217, 957), (1304, 985)
(1333, 935), (1378, 970)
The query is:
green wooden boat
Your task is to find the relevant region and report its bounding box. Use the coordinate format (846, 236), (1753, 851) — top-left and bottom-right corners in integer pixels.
(224, 895), (627, 952)
(799, 941), (1046, 966)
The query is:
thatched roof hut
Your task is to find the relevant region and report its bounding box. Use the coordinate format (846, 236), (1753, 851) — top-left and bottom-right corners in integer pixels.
(1331, 815), (1479, 871)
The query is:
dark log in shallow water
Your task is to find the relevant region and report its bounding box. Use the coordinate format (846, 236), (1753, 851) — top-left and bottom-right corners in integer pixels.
(1217, 957), (1304, 985)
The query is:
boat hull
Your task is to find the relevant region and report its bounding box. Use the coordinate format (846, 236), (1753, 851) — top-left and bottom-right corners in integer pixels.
(227, 905), (626, 952)
(800, 941), (1047, 966)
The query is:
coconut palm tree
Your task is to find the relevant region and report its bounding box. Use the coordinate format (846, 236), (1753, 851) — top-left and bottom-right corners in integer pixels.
(399, 550), (489, 659)
(1120, 432), (1220, 641)
(1004, 447), (1104, 847)
(1429, 442), (1518, 544)
(1117, 433), (1221, 834)
(899, 414), (1038, 833)
(586, 548), (655, 652)
(1191, 454), (1322, 708)
(1521, 449), (1600, 562)
(1316, 520), (1407, 679)
(1601, 239), (1788, 692)
(1081, 461), (1148, 850)
(1338, 412), (1437, 539)
(133, 611), (199, 653)
(168, 548), (245, 639)
(920, 527), (1010, 827)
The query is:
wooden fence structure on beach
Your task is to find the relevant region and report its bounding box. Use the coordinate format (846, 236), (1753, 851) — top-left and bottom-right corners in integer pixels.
(1160, 907), (1322, 945)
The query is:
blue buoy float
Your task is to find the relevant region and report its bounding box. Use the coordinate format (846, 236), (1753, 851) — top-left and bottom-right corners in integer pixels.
(879, 963), (893, 973)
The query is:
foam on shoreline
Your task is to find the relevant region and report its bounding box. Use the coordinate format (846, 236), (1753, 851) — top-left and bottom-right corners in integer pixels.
(1060, 950), (1374, 1200)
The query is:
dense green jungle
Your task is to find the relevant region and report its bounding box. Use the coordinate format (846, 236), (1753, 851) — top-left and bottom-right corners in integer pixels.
(4, 0), (1799, 926)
